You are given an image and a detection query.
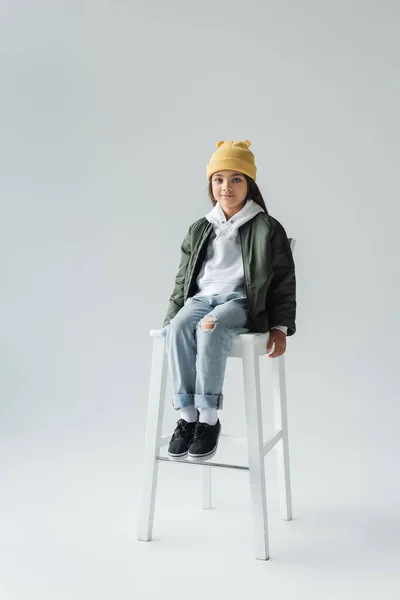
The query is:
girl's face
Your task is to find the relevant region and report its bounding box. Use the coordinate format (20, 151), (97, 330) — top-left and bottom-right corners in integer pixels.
(211, 170), (248, 211)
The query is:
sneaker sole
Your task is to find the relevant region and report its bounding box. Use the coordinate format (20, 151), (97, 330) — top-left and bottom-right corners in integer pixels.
(167, 450), (189, 460)
(187, 427), (221, 463)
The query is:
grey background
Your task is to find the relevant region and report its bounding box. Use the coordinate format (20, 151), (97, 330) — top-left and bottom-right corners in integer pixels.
(1, 1), (399, 598)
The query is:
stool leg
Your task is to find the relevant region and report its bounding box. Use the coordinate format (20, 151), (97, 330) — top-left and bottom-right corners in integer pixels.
(242, 343), (270, 560)
(202, 467), (212, 509)
(137, 335), (168, 541)
(272, 355), (293, 521)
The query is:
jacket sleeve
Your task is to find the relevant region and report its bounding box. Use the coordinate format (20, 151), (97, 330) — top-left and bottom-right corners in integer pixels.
(163, 226), (192, 327)
(266, 221), (297, 336)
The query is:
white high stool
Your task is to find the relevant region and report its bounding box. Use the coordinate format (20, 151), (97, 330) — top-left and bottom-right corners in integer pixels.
(137, 239), (296, 561)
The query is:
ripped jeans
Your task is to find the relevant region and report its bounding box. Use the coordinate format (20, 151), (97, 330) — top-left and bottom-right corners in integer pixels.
(161, 291), (250, 410)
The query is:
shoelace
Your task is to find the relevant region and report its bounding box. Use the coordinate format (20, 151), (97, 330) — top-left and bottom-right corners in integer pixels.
(191, 422), (209, 442)
(174, 419), (196, 439)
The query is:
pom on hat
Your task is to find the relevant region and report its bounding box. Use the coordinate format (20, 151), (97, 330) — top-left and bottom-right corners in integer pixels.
(206, 139), (257, 181)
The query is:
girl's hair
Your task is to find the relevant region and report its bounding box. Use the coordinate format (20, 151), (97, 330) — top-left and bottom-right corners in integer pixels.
(208, 174), (269, 215)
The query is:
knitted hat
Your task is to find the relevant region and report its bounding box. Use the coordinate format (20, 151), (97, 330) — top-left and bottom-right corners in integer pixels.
(206, 140), (257, 181)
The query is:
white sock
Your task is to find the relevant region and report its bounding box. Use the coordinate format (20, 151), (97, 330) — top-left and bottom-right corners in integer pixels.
(180, 405), (198, 423)
(199, 408), (218, 426)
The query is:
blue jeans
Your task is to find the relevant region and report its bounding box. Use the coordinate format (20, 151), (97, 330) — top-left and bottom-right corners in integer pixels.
(161, 292), (250, 410)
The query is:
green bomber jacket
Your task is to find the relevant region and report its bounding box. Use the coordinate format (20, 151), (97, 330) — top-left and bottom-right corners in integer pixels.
(163, 212), (296, 336)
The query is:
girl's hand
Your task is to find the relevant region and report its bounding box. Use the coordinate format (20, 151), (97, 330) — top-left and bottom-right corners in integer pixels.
(266, 329), (287, 358)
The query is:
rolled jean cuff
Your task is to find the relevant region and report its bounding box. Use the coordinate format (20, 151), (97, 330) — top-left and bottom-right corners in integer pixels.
(172, 393), (194, 410)
(194, 393), (224, 410)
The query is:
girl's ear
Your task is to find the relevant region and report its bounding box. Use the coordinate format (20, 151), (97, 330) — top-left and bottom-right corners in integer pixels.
(243, 140), (251, 147)
(216, 140), (225, 148)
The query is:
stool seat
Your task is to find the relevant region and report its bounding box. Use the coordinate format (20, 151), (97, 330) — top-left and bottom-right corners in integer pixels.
(151, 329), (269, 358)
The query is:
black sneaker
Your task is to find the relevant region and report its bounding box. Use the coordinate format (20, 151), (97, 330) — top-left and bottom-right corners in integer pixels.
(167, 410), (199, 460)
(188, 419), (221, 462)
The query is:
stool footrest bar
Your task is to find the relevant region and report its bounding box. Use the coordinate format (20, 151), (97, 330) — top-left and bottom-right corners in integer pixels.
(156, 456), (249, 471)
(263, 430), (283, 457)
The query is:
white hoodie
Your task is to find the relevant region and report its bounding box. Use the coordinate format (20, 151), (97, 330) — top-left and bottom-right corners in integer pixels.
(194, 199), (264, 297)
(193, 199), (288, 335)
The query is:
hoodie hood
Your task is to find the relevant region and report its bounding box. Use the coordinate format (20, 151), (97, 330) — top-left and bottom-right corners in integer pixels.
(205, 198), (264, 242)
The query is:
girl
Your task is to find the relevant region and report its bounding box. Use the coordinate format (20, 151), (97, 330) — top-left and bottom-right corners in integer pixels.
(161, 140), (296, 463)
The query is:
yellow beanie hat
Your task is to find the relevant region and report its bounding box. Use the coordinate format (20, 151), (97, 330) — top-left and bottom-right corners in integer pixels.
(206, 139), (257, 181)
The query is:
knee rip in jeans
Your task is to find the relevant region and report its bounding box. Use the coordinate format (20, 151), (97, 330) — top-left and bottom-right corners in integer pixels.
(198, 315), (217, 331)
